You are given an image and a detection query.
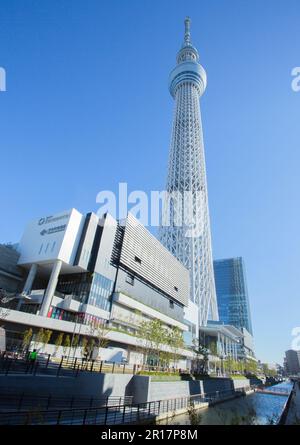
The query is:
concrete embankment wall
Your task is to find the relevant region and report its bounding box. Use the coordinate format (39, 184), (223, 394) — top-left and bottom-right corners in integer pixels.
(148, 381), (194, 403)
(232, 378), (251, 390)
(284, 380), (300, 425)
(248, 376), (264, 386)
(0, 373), (133, 400)
(147, 378), (250, 403)
(0, 373), (250, 404)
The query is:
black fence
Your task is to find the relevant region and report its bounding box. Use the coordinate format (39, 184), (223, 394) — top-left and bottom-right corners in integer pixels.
(0, 389), (133, 412)
(0, 388), (250, 425)
(0, 351), (190, 377)
(0, 353), (76, 377)
(277, 382), (295, 425)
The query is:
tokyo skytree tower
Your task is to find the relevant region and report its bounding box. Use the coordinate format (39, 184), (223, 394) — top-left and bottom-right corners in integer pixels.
(159, 18), (219, 325)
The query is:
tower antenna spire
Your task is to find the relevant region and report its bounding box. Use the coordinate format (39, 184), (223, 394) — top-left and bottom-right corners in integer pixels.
(184, 16), (191, 45)
(160, 19), (219, 326)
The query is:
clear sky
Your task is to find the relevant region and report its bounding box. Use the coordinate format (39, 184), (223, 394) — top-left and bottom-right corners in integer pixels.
(0, 0), (299, 364)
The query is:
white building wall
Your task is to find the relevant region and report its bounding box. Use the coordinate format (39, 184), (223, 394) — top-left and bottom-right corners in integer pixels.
(94, 214), (118, 281)
(184, 300), (199, 332)
(18, 208), (84, 266)
(58, 209), (85, 265)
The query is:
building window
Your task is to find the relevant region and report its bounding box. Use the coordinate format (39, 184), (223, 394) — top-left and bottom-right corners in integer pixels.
(169, 300), (174, 309)
(134, 256), (141, 264)
(126, 273), (134, 286)
(56, 272), (112, 312)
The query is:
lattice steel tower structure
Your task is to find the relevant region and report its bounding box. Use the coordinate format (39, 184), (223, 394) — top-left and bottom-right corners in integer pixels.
(159, 18), (219, 325)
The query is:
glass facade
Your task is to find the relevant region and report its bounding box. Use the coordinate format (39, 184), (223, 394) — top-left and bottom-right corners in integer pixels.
(48, 306), (105, 327)
(57, 273), (91, 305)
(183, 320), (197, 347)
(213, 257), (253, 335)
(88, 273), (113, 311)
(56, 272), (113, 312)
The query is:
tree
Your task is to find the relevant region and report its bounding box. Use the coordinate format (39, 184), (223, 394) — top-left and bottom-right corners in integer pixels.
(86, 338), (95, 359)
(43, 330), (52, 350)
(223, 358), (232, 373)
(35, 328), (45, 349)
(72, 334), (79, 350)
(167, 327), (184, 367)
(22, 328), (33, 352)
(85, 319), (111, 360)
(136, 321), (152, 364)
(136, 320), (186, 368)
(192, 340), (209, 375)
(0, 288), (12, 321)
(90, 322), (110, 350)
(81, 337), (88, 358)
(262, 363), (277, 377)
(63, 335), (71, 356)
(159, 349), (172, 368)
(244, 358), (258, 375)
(208, 341), (218, 357)
(137, 319), (167, 367)
(54, 333), (64, 356)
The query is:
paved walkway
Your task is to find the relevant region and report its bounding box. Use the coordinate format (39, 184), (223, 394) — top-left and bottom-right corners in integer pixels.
(285, 381), (300, 425)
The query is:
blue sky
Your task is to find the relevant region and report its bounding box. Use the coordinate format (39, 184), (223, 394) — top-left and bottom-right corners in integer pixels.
(0, 0), (299, 364)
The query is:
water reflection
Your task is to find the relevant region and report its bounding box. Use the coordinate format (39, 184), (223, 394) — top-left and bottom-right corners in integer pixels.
(160, 382), (293, 425)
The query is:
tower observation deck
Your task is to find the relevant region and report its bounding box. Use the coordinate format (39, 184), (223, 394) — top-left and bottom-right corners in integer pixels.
(159, 18), (219, 326)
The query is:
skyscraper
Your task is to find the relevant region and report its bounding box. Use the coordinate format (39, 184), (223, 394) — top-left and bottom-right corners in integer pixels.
(159, 18), (218, 326)
(213, 257), (253, 335)
(285, 350), (300, 375)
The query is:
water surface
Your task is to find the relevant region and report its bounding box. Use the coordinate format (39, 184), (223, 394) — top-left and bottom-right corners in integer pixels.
(160, 381), (293, 425)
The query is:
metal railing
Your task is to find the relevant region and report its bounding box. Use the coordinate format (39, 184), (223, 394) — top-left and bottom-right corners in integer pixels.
(0, 353), (75, 377)
(277, 384), (295, 425)
(0, 390), (133, 412)
(0, 387), (250, 425)
(255, 386), (290, 396)
(0, 351), (190, 377)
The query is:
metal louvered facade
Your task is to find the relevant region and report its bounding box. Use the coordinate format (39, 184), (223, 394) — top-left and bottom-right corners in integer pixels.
(119, 213), (189, 307)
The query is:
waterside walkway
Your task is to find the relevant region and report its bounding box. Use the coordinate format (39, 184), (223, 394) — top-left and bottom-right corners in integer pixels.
(284, 380), (300, 424)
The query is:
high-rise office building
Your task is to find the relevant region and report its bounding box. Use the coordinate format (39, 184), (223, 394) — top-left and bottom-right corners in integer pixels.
(213, 257), (253, 335)
(285, 350), (300, 375)
(159, 18), (218, 326)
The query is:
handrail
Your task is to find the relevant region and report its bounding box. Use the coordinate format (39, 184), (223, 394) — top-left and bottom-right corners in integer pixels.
(0, 391), (133, 411)
(0, 351), (190, 377)
(0, 387), (251, 425)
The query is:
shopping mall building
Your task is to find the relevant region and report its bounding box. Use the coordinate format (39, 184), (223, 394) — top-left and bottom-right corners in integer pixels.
(0, 208), (198, 367)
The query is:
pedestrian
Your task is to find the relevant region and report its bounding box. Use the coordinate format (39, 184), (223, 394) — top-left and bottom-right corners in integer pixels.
(28, 349), (38, 371)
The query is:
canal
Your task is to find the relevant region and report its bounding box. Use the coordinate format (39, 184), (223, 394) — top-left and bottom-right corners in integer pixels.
(159, 381), (293, 425)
